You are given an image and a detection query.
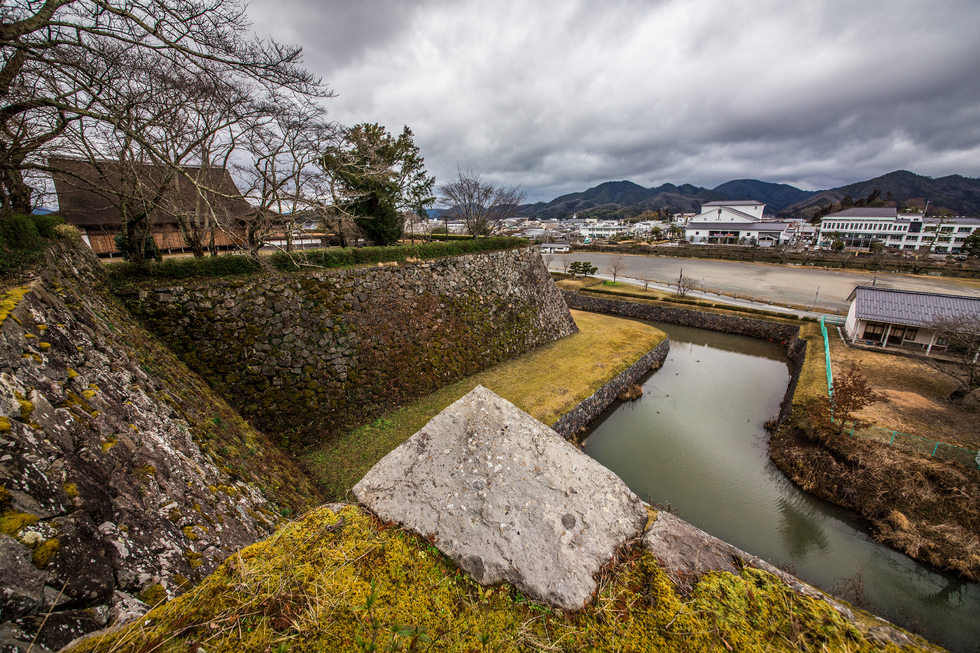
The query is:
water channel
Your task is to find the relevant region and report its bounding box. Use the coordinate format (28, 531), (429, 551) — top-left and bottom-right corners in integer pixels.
(582, 320), (980, 653)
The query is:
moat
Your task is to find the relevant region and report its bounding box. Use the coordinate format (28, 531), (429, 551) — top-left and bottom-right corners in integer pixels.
(582, 321), (980, 653)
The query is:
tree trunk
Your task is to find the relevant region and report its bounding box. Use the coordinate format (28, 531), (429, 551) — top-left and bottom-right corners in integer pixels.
(0, 164), (34, 215)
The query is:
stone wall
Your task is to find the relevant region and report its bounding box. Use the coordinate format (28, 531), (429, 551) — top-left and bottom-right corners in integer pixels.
(551, 339), (670, 439)
(562, 291), (808, 424)
(121, 248), (577, 445)
(0, 243), (321, 651)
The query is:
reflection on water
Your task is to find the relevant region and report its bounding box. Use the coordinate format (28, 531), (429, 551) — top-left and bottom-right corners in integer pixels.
(582, 321), (980, 653)
(776, 496), (830, 561)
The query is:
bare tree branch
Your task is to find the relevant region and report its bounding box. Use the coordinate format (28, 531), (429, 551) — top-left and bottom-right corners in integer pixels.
(438, 167), (526, 239)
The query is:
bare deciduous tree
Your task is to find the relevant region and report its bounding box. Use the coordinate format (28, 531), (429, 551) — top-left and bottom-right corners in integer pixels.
(1, 0), (329, 217)
(235, 100), (338, 253)
(808, 363), (882, 435)
(438, 168), (526, 238)
(922, 314), (980, 404)
(675, 269), (699, 297)
(606, 254), (626, 282)
(559, 253), (572, 274)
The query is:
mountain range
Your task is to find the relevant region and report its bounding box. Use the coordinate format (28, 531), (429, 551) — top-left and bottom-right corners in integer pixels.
(521, 170), (980, 221)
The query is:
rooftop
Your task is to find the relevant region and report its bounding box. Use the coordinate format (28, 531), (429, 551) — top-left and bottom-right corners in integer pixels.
(701, 200), (764, 207)
(847, 286), (980, 328)
(824, 208), (898, 219)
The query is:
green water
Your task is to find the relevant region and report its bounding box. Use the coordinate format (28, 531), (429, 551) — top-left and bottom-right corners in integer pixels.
(583, 321), (980, 653)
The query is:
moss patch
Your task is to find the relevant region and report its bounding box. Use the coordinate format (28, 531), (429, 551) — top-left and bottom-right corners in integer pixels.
(138, 583), (167, 607)
(305, 310), (666, 500)
(0, 287), (29, 325)
(0, 511), (39, 536)
(68, 505), (927, 653)
(31, 538), (59, 569)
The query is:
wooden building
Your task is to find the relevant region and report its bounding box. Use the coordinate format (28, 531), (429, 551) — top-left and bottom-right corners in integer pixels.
(49, 157), (253, 256)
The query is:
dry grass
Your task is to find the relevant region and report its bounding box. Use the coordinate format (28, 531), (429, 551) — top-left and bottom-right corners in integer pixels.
(553, 275), (605, 291)
(823, 329), (978, 449)
(303, 310), (666, 500)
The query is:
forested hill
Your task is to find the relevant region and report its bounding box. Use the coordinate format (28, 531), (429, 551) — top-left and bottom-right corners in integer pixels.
(523, 171), (980, 220)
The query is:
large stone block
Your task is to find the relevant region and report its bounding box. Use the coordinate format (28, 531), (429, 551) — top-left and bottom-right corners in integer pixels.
(353, 386), (646, 611)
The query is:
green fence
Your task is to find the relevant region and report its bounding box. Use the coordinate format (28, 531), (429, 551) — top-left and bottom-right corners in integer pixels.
(819, 316), (980, 469)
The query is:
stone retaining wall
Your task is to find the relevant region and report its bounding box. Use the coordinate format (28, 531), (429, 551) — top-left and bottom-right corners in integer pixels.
(551, 339), (670, 439)
(121, 249), (577, 445)
(0, 243), (321, 651)
(561, 291), (808, 424)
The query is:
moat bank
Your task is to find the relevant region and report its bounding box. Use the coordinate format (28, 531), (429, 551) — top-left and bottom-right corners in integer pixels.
(582, 321), (980, 653)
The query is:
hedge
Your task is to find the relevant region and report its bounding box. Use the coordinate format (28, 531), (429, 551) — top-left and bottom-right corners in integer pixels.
(107, 237), (529, 281)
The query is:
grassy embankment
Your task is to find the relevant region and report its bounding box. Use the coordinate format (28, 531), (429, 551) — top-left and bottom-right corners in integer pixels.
(70, 503), (935, 653)
(303, 309), (666, 500)
(558, 277), (815, 324)
(770, 324), (980, 582)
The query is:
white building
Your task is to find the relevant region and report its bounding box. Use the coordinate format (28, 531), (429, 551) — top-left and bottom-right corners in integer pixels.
(696, 200), (766, 222)
(684, 200), (791, 245)
(540, 243), (571, 254)
(579, 222), (631, 239)
(816, 208), (980, 253)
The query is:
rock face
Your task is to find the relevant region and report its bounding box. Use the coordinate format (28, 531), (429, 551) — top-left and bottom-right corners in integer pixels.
(353, 386), (647, 611)
(0, 243), (320, 651)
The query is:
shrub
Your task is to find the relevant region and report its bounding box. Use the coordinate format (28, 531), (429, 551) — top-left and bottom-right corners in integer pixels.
(0, 213), (66, 277)
(30, 214), (64, 239)
(53, 223), (81, 244)
(107, 238), (529, 282)
(0, 214), (43, 251)
(109, 253), (261, 281)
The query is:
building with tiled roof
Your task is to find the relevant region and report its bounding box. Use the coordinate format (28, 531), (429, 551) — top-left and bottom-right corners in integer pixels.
(843, 285), (980, 355)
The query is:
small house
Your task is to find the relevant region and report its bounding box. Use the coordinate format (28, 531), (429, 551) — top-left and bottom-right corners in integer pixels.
(844, 286), (980, 355)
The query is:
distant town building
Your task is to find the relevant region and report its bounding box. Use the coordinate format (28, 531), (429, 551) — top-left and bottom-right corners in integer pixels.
(540, 243), (571, 254)
(816, 208), (980, 253)
(684, 200), (791, 245)
(578, 222), (631, 239)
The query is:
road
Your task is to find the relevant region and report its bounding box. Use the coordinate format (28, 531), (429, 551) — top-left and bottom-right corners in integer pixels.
(548, 252), (980, 313)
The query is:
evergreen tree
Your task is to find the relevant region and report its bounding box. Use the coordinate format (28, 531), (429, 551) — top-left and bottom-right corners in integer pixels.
(321, 124), (434, 246)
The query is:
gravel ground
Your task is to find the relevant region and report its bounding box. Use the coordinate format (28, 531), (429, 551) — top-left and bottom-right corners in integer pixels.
(551, 252), (980, 312)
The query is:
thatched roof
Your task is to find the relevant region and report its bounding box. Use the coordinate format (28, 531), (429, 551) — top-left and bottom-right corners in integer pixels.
(49, 157), (253, 228)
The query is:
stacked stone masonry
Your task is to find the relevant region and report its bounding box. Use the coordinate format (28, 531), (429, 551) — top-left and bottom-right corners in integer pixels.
(123, 248), (577, 445)
(0, 244), (314, 651)
(551, 339), (670, 439)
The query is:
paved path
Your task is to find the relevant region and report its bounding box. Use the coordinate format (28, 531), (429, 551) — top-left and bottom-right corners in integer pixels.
(548, 252), (980, 313)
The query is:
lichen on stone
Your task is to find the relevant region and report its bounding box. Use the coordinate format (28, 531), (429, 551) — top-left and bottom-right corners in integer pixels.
(31, 538), (60, 569)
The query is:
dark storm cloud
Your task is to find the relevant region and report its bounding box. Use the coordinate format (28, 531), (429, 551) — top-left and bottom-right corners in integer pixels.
(246, 0), (980, 202)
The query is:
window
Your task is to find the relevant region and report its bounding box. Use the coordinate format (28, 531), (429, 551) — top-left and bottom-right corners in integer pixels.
(903, 328), (918, 342)
(863, 322), (886, 340)
(958, 227), (971, 233)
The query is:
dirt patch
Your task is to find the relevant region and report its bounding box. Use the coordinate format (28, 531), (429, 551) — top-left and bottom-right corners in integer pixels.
(827, 332), (979, 449)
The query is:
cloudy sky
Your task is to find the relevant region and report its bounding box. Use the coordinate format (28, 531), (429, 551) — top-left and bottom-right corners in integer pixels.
(246, 0), (980, 203)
